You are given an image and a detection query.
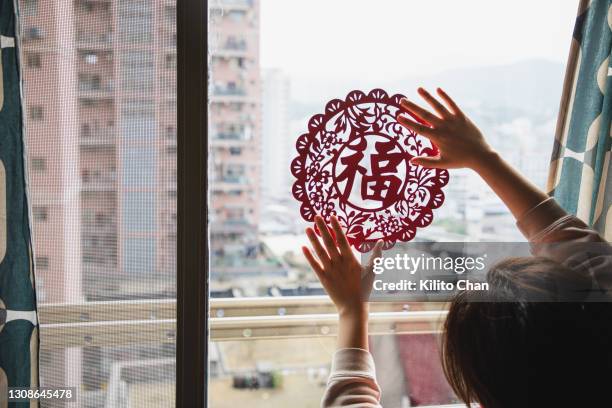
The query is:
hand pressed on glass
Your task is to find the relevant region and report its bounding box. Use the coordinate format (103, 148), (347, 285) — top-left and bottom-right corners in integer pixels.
(397, 87), (495, 170)
(302, 215), (382, 350)
(303, 215), (383, 313)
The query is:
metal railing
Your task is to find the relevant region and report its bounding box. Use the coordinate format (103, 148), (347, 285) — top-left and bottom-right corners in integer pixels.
(38, 297), (447, 349)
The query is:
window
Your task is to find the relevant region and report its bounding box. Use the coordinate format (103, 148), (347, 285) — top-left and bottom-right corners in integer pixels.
(122, 99), (156, 141)
(123, 237), (155, 276)
(35, 256), (49, 270)
(122, 191), (156, 232)
(29, 105), (43, 120)
(81, 52), (100, 65)
(116, 0), (153, 43)
(13, 0), (580, 406)
(165, 53), (176, 69)
(33, 206), (48, 221)
(120, 50), (154, 91)
(31, 157), (45, 171)
(26, 52), (41, 68)
(24, 27), (43, 40)
(207, 0), (578, 406)
(22, 0), (38, 17)
(165, 126), (176, 139)
(122, 146), (156, 187)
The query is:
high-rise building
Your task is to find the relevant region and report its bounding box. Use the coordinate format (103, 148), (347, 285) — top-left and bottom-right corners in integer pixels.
(209, 0), (261, 265)
(262, 68), (290, 201)
(19, 0), (177, 399)
(21, 0), (177, 303)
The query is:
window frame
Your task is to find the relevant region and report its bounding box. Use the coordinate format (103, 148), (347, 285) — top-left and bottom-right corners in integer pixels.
(176, 0), (208, 406)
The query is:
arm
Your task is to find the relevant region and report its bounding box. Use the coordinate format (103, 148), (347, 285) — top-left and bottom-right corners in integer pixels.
(303, 216), (383, 407)
(397, 87), (549, 223)
(398, 89), (611, 294)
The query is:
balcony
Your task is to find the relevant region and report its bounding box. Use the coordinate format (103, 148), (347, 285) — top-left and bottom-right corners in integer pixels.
(209, 218), (252, 235)
(78, 82), (114, 99)
(212, 85), (246, 96)
(76, 32), (112, 50)
(210, 85), (255, 104)
(212, 38), (249, 58)
(210, 131), (251, 147)
(37, 297), (456, 406)
(80, 128), (116, 147)
(38, 297), (446, 345)
(209, 0), (254, 11)
(83, 221), (116, 234)
(211, 175), (251, 192)
(81, 173), (117, 192)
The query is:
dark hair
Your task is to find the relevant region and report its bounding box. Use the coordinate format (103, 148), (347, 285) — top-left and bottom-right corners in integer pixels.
(441, 257), (612, 407)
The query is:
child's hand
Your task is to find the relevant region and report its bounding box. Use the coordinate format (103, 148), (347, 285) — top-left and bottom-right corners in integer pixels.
(397, 87), (495, 170)
(302, 215), (383, 317)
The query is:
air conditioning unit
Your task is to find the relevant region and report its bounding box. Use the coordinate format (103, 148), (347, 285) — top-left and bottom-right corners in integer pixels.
(26, 27), (44, 40)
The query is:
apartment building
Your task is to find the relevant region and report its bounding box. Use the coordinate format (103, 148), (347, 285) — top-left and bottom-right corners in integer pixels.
(20, 0), (177, 400)
(21, 0), (177, 304)
(209, 0), (262, 268)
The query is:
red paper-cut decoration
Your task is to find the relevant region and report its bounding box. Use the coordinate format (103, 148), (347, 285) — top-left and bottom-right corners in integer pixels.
(291, 89), (449, 253)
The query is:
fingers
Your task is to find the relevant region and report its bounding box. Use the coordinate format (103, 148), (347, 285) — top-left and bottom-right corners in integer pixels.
(302, 246), (326, 282)
(399, 98), (440, 126)
(367, 240), (384, 268)
(306, 227), (331, 268)
(410, 155), (449, 169)
(436, 88), (463, 116)
(364, 240), (384, 278)
(315, 215), (341, 260)
(330, 216), (352, 256)
(397, 115), (439, 140)
(418, 87), (452, 118)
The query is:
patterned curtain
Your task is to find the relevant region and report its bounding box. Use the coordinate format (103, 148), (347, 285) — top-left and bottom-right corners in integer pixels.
(548, 0), (612, 241)
(0, 1), (38, 406)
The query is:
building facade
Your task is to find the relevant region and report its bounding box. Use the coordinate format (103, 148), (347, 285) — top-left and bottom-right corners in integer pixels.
(20, 0), (177, 401)
(209, 0), (262, 268)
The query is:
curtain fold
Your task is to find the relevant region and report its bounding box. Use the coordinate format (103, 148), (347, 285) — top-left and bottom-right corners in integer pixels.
(548, 0), (612, 241)
(0, 0), (38, 406)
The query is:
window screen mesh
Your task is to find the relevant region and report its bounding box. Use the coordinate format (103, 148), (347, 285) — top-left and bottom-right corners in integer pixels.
(20, 0), (176, 406)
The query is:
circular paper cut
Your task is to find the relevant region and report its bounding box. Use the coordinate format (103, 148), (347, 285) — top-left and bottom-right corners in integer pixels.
(291, 89), (449, 252)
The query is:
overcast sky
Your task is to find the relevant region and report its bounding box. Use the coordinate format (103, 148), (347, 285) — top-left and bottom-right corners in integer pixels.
(261, 0), (578, 81)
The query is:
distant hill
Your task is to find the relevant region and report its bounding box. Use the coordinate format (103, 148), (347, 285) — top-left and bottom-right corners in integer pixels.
(289, 59), (566, 119)
(405, 59), (566, 115)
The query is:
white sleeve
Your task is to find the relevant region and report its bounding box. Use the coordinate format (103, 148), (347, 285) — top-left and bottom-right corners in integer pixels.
(321, 348), (382, 408)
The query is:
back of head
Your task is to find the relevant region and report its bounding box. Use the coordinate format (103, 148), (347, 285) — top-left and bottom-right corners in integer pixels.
(441, 257), (612, 408)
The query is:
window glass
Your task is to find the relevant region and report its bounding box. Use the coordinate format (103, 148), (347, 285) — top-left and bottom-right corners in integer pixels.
(122, 99), (156, 141)
(208, 0), (577, 406)
(123, 237), (156, 276)
(116, 0), (153, 43)
(122, 146), (156, 187)
(121, 50), (155, 92)
(122, 191), (156, 232)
